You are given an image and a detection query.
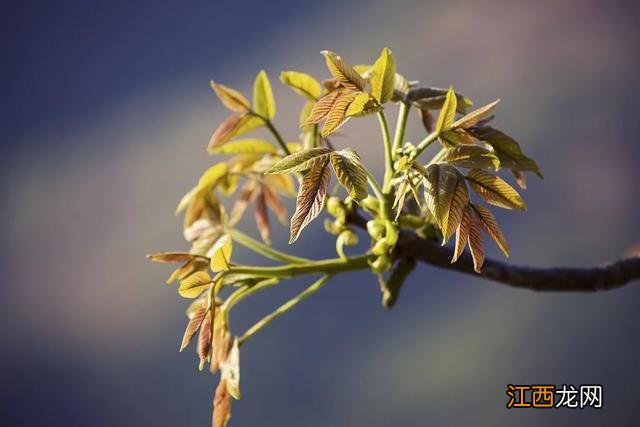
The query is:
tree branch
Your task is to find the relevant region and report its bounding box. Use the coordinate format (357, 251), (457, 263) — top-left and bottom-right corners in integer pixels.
(347, 211), (640, 292)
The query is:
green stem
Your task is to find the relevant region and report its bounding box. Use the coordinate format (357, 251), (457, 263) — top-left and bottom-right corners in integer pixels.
(365, 170), (389, 220)
(264, 118), (291, 155)
(392, 102), (410, 154)
(427, 147), (447, 166)
(222, 277), (280, 325)
(377, 111), (394, 191)
(415, 131), (439, 157)
(228, 229), (310, 264)
(239, 275), (332, 345)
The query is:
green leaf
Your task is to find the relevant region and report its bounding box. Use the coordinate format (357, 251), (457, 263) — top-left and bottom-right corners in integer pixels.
(330, 148), (368, 201)
(208, 114), (265, 152)
(175, 163), (230, 214)
(444, 144), (500, 169)
(452, 99), (500, 129)
(435, 86), (457, 133)
(210, 81), (251, 113)
(212, 139), (277, 155)
(421, 163), (469, 244)
(178, 270), (211, 298)
(466, 168), (526, 210)
(253, 70), (276, 119)
(289, 158), (331, 243)
(207, 233), (233, 271)
(322, 92), (356, 136)
(265, 147), (331, 174)
(280, 71), (321, 101)
(345, 92), (381, 117)
(370, 47), (396, 104)
(471, 127), (543, 178)
(321, 50), (366, 92)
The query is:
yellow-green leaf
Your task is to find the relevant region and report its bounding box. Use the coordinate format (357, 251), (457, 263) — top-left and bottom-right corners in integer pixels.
(305, 91), (341, 125)
(444, 145), (500, 169)
(289, 158), (331, 243)
(210, 81), (251, 113)
(330, 148), (368, 201)
(321, 50), (366, 92)
(265, 147), (331, 174)
(212, 139), (276, 155)
(252, 70), (276, 119)
(299, 101), (315, 129)
(208, 233), (233, 271)
(471, 127), (543, 178)
(435, 86), (457, 133)
(471, 203), (509, 257)
(452, 99), (500, 130)
(178, 270), (211, 298)
(345, 92), (381, 117)
(468, 213), (484, 273)
(452, 205), (471, 263)
(370, 47), (396, 104)
(280, 71), (321, 101)
(322, 92), (356, 136)
(466, 169), (526, 210)
(147, 252), (195, 263)
(208, 114), (265, 152)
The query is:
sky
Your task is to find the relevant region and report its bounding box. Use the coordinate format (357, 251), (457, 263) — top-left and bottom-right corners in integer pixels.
(2, 0), (640, 425)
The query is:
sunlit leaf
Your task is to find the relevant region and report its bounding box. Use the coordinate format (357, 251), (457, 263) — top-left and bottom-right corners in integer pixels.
(299, 101), (315, 129)
(280, 71), (321, 101)
(264, 174), (296, 196)
(466, 169), (526, 210)
(435, 86), (457, 133)
(471, 127), (543, 178)
(180, 306), (207, 352)
(452, 99), (500, 129)
(210, 81), (251, 113)
(321, 50), (366, 92)
(471, 203), (509, 257)
(265, 147), (331, 174)
(208, 233), (233, 271)
(147, 252), (195, 263)
(208, 114), (265, 152)
(197, 311), (212, 370)
(212, 139), (277, 154)
(253, 70), (276, 119)
(289, 157), (331, 243)
(178, 270), (211, 298)
(305, 91), (342, 125)
(330, 148), (368, 201)
(444, 144), (500, 169)
(370, 47), (396, 104)
(166, 258), (209, 284)
(438, 128), (477, 147)
(345, 92), (381, 117)
(452, 205), (471, 263)
(468, 213), (485, 273)
(322, 92), (356, 136)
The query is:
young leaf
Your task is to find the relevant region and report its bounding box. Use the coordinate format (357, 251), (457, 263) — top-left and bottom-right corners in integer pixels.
(208, 114), (264, 152)
(280, 71), (321, 101)
(322, 92), (356, 136)
(435, 86), (457, 133)
(468, 213), (485, 273)
(444, 145), (500, 169)
(178, 270), (211, 298)
(471, 203), (509, 257)
(330, 148), (368, 201)
(452, 99), (500, 129)
(147, 252), (196, 263)
(253, 70), (276, 119)
(471, 127), (543, 178)
(438, 129), (477, 147)
(213, 380), (232, 427)
(254, 190), (270, 243)
(220, 338), (241, 400)
(466, 169), (526, 210)
(208, 233), (233, 271)
(212, 139), (277, 155)
(210, 82), (251, 113)
(197, 311), (212, 370)
(321, 50), (366, 92)
(265, 147), (331, 174)
(263, 185), (288, 224)
(370, 47), (396, 104)
(229, 180), (258, 225)
(407, 87), (473, 113)
(289, 158), (331, 243)
(345, 92), (382, 117)
(419, 108), (435, 133)
(452, 205), (471, 263)
(305, 91), (342, 125)
(180, 306), (207, 352)
(421, 163), (469, 244)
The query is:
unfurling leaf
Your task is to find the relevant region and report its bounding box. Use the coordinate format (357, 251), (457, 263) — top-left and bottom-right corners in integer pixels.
(208, 114), (264, 152)
(470, 127), (543, 178)
(147, 252), (196, 263)
(280, 71), (321, 101)
(166, 258), (209, 285)
(289, 158), (331, 243)
(210, 81), (251, 113)
(435, 86), (457, 133)
(321, 50), (367, 92)
(253, 70), (276, 119)
(263, 185), (288, 224)
(330, 148), (368, 201)
(452, 205), (471, 263)
(175, 163), (230, 214)
(471, 203), (509, 257)
(179, 270), (211, 298)
(254, 189), (270, 243)
(197, 311), (212, 370)
(208, 233), (233, 271)
(180, 306), (207, 352)
(220, 338), (241, 400)
(213, 380), (232, 427)
(444, 144), (500, 169)
(305, 91), (342, 125)
(452, 99), (500, 129)
(370, 47), (396, 104)
(229, 180), (258, 225)
(468, 212), (485, 273)
(265, 147), (331, 174)
(322, 92), (356, 136)
(466, 168), (526, 210)
(345, 92), (381, 117)
(422, 163), (469, 244)
(212, 139), (277, 155)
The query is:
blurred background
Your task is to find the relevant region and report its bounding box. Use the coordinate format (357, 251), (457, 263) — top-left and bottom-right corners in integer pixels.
(2, 0), (640, 425)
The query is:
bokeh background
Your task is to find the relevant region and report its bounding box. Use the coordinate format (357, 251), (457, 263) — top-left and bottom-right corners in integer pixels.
(2, 0), (640, 425)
